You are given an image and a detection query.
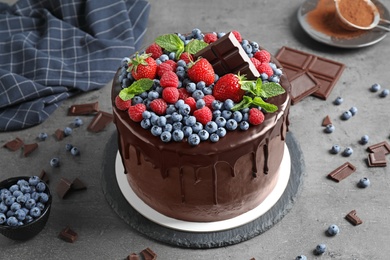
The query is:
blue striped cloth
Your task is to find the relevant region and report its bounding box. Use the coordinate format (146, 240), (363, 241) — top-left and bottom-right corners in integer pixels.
(0, 0), (150, 131)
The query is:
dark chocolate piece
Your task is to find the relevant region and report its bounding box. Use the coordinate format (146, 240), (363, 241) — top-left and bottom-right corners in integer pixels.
(194, 32), (259, 79)
(3, 137), (24, 151)
(275, 46), (345, 101)
(289, 71), (320, 104)
(39, 170), (50, 183)
(367, 141), (390, 155)
(71, 178), (87, 191)
(87, 111), (113, 132)
(140, 248), (157, 260)
(56, 178), (72, 199)
(127, 253), (139, 260)
(367, 151), (387, 167)
(322, 115), (332, 126)
(68, 102), (99, 115)
(55, 129), (64, 141)
(59, 226), (78, 243)
(345, 210), (363, 226)
(327, 162), (356, 182)
(23, 143), (38, 157)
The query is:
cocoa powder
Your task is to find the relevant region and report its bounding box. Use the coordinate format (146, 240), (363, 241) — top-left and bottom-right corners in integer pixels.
(338, 0), (374, 27)
(306, 0), (366, 39)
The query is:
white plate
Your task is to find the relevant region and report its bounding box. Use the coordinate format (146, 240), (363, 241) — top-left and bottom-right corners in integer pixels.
(115, 144), (291, 233)
(297, 0), (390, 48)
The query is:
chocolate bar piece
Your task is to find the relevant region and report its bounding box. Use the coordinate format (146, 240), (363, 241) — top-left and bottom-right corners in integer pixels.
(367, 141), (390, 155)
(322, 115), (332, 126)
(127, 253), (139, 260)
(56, 178), (72, 199)
(3, 137), (24, 151)
(327, 162), (356, 182)
(39, 170), (50, 183)
(194, 32), (259, 79)
(289, 71), (320, 104)
(87, 111), (113, 132)
(140, 248), (157, 260)
(275, 46), (345, 102)
(23, 143), (38, 157)
(59, 226), (78, 243)
(345, 210), (363, 226)
(68, 102), (99, 115)
(71, 178), (87, 191)
(55, 129), (64, 141)
(367, 151), (387, 167)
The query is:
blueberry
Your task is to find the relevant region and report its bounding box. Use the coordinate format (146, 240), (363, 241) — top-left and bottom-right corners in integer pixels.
(380, 89), (389, 97)
(14, 208), (26, 221)
(148, 90), (159, 100)
(196, 81), (206, 90)
(349, 106), (358, 116)
(132, 96), (143, 105)
(159, 54), (169, 62)
(198, 129), (210, 141)
(370, 83), (381, 92)
(31, 191), (40, 201)
(314, 244), (327, 255)
(4, 196), (16, 206)
(166, 104), (176, 115)
(6, 216), (18, 226)
(360, 135), (369, 144)
(10, 202), (21, 212)
(333, 96), (343, 105)
(196, 99), (206, 109)
(164, 123), (173, 133)
(175, 99), (185, 109)
(36, 182), (46, 192)
(74, 117), (83, 127)
(20, 184), (31, 193)
(25, 199), (36, 210)
(215, 117), (227, 128)
(188, 134), (200, 146)
(65, 143), (73, 151)
(295, 256), (307, 260)
(233, 111), (243, 122)
(327, 224), (340, 236)
(223, 99), (234, 110)
(192, 122), (203, 133)
(9, 184), (19, 193)
(172, 130), (184, 142)
(358, 177), (370, 188)
(150, 113), (159, 125)
(16, 194), (27, 204)
(179, 104), (191, 116)
(63, 127), (72, 136)
(324, 124), (335, 133)
(212, 100), (223, 110)
(30, 207), (41, 218)
(39, 192), (49, 203)
(226, 119), (238, 131)
(216, 127), (227, 137)
(36, 202), (45, 211)
(29, 176), (40, 186)
(157, 116), (167, 127)
(13, 190), (23, 198)
(50, 157), (60, 167)
(330, 145), (341, 154)
(0, 203), (8, 213)
(70, 147), (80, 156)
(151, 125), (162, 136)
(192, 90), (204, 100)
(202, 86), (213, 95)
(24, 215), (34, 224)
(205, 121), (218, 133)
(172, 122), (183, 131)
(341, 111), (352, 120)
(17, 179), (29, 187)
(342, 147), (353, 157)
(210, 133), (220, 142)
(141, 119), (151, 129)
(239, 121), (250, 131)
(0, 213), (6, 224)
(221, 110), (232, 120)
(38, 132), (48, 141)
(212, 110), (222, 119)
(160, 131), (172, 143)
(182, 126), (193, 137)
(177, 60), (186, 67)
(185, 116), (196, 126)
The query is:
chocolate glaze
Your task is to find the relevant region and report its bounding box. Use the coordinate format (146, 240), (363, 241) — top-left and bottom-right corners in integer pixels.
(111, 52), (291, 222)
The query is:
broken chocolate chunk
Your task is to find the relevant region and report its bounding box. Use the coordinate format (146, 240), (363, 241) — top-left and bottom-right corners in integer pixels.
(59, 226), (78, 243)
(289, 71), (320, 104)
(275, 46), (345, 101)
(127, 253), (139, 260)
(39, 170), (50, 183)
(367, 141), (390, 155)
(345, 210), (363, 226)
(87, 111), (113, 132)
(56, 178), (72, 199)
(68, 102), (99, 116)
(367, 151), (387, 167)
(71, 178), (87, 191)
(3, 137), (24, 151)
(327, 162), (356, 182)
(322, 115), (332, 126)
(23, 143), (38, 157)
(140, 248), (157, 260)
(194, 32), (259, 79)
(55, 129), (65, 141)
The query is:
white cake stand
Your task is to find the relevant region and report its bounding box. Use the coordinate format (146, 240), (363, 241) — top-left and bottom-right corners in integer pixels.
(115, 144), (291, 233)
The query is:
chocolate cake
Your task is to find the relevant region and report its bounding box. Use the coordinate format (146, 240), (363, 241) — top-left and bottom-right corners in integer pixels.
(111, 29), (291, 222)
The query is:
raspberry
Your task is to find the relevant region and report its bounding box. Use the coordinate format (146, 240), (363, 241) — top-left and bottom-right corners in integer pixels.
(203, 95), (215, 109)
(232, 30), (242, 43)
(160, 71), (179, 88)
(178, 88), (190, 100)
(179, 52), (193, 64)
(150, 98), (167, 115)
(157, 62), (174, 77)
(164, 59), (177, 71)
(128, 103), (146, 122)
(115, 95), (131, 111)
(162, 87), (179, 104)
(250, 57), (262, 73)
(193, 106), (212, 125)
(254, 50), (271, 63)
(204, 33), (218, 43)
(184, 97), (197, 113)
(257, 63), (274, 78)
(248, 108), (265, 125)
(145, 43), (163, 59)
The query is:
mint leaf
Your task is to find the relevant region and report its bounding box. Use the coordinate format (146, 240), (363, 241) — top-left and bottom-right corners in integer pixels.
(260, 82), (285, 98)
(155, 34), (184, 53)
(254, 78), (263, 97)
(185, 39), (208, 55)
(119, 78), (154, 101)
(231, 96), (253, 111)
(252, 97), (278, 113)
(240, 81), (255, 93)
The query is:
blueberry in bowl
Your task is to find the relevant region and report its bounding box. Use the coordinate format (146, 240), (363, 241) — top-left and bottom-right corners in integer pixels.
(0, 176), (52, 240)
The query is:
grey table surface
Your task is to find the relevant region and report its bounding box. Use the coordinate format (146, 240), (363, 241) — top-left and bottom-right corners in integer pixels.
(1, 0), (390, 259)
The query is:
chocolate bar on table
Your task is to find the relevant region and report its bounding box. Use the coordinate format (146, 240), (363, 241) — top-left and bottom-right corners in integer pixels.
(327, 162), (356, 182)
(68, 102), (99, 116)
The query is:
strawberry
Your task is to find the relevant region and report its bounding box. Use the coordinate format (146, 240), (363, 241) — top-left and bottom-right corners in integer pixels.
(187, 58), (215, 86)
(179, 52), (193, 64)
(232, 30), (242, 43)
(128, 103), (146, 122)
(254, 50), (271, 63)
(160, 71), (179, 88)
(162, 87), (179, 104)
(150, 98), (167, 115)
(115, 95), (131, 111)
(204, 33), (218, 44)
(145, 43), (163, 59)
(184, 97), (197, 113)
(203, 94), (215, 109)
(213, 73), (246, 103)
(248, 108), (265, 125)
(157, 62), (174, 77)
(178, 88), (190, 100)
(257, 63), (273, 78)
(250, 57), (262, 73)
(128, 53), (157, 80)
(193, 106), (212, 125)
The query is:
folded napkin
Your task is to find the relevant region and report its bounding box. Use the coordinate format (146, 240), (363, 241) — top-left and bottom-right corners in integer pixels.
(0, 0), (150, 131)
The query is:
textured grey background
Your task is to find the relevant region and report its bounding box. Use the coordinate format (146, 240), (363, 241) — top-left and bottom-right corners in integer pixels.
(1, 0), (390, 259)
